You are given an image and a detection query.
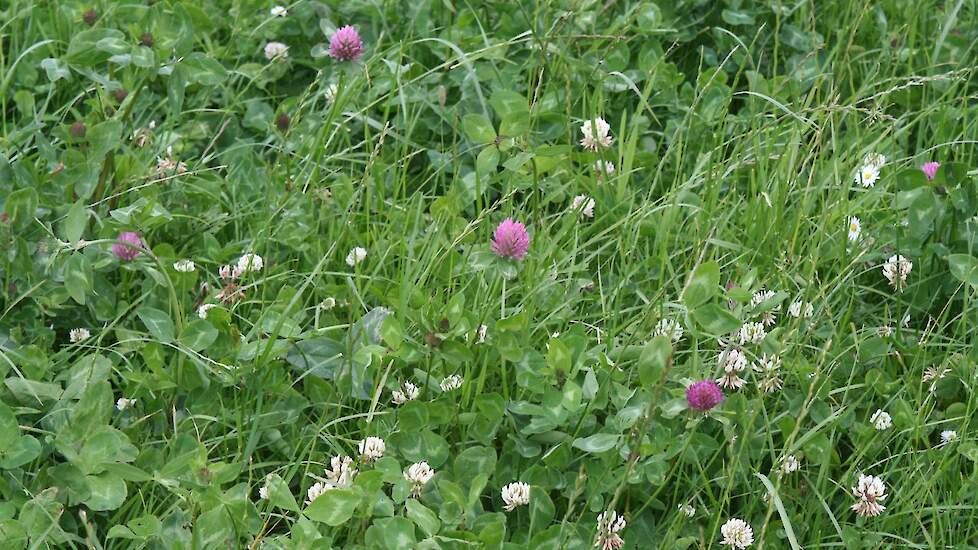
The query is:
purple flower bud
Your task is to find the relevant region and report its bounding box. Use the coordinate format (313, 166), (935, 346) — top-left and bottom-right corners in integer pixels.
(328, 25), (364, 62)
(491, 218), (530, 260)
(686, 380), (724, 411)
(112, 231), (144, 261)
(921, 161), (940, 181)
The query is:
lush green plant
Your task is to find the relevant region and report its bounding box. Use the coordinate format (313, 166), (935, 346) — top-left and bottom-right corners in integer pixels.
(1, 0), (978, 547)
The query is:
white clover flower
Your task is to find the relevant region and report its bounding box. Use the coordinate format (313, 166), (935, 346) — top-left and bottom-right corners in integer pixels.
(258, 484), (269, 500)
(439, 375), (463, 392)
(922, 366), (950, 393)
(346, 246), (367, 267)
(324, 455), (357, 488)
(851, 474), (886, 517)
(876, 325), (893, 338)
(780, 455), (800, 475)
(940, 430), (958, 446)
(752, 354), (783, 393)
(306, 481), (329, 504)
(787, 300), (813, 318)
(720, 518), (753, 548)
(404, 462), (434, 497)
(738, 322), (766, 345)
(870, 409), (892, 430)
(847, 217), (861, 242)
(270, 5), (288, 16)
(264, 42), (289, 60)
(595, 510), (626, 550)
(69, 328), (91, 343)
(219, 264), (235, 280)
(717, 348), (748, 390)
(391, 381), (420, 405)
(236, 253), (264, 274)
(594, 160), (615, 179)
(580, 117), (612, 151)
(198, 303), (219, 320)
(324, 83), (339, 103)
(477, 324), (488, 343)
(653, 318), (684, 343)
(749, 289), (776, 309)
(320, 297), (337, 310)
(571, 195), (595, 218)
(678, 503), (695, 517)
(864, 153), (886, 168)
(882, 255), (912, 291)
(358, 437), (386, 463)
(115, 397), (136, 411)
(500, 481), (530, 511)
(173, 259), (196, 272)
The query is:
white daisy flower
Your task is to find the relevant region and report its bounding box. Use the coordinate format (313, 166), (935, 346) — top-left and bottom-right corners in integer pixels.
(847, 217), (861, 241)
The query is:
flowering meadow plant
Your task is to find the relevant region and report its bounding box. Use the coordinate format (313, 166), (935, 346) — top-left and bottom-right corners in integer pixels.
(0, 1), (976, 548)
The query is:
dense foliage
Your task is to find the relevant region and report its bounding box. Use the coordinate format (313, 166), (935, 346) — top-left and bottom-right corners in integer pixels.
(2, 0), (978, 547)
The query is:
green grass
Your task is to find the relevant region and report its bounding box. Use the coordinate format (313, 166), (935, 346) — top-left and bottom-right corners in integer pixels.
(1, 0), (978, 548)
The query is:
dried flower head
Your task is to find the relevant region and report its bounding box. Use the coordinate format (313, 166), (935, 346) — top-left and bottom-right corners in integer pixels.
(882, 255), (912, 291)
(717, 348), (748, 390)
(595, 510), (626, 550)
(851, 474), (886, 517)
